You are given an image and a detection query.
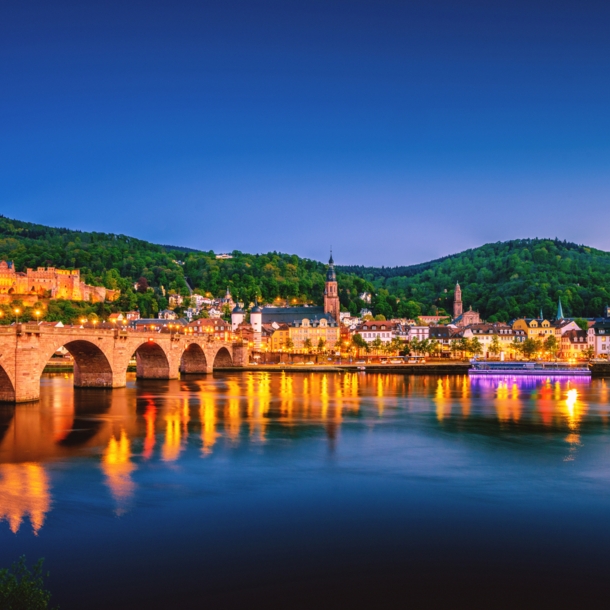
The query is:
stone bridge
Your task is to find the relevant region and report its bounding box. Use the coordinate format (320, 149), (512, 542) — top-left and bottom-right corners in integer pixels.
(0, 324), (249, 402)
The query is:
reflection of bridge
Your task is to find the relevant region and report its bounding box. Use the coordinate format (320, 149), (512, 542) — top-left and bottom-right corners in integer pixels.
(0, 324), (249, 402)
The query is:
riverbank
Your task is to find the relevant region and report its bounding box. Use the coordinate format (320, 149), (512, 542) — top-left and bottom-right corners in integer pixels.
(44, 360), (610, 376)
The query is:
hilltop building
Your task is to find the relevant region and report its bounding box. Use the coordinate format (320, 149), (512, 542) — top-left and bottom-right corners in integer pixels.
(0, 260), (119, 303)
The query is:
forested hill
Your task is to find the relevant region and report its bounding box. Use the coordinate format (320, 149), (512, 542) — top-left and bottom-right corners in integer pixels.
(0, 217), (608, 322)
(0, 216), (373, 318)
(339, 239), (610, 321)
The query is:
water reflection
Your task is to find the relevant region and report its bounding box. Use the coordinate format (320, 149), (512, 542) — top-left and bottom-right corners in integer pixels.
(0, 372), (608, 534)
(101, 430), (135, 515)
(0, 463), (50, 534)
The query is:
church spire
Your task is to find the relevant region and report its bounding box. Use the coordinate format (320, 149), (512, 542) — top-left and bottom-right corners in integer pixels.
(556, 297), (564, 320)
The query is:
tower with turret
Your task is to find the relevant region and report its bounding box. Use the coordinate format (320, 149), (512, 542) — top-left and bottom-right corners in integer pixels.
(324, 251), (340, 324)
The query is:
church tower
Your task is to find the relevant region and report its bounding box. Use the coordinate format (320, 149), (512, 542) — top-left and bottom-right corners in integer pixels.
(324, 251), (340, 324)
(453, 282), (463, 319)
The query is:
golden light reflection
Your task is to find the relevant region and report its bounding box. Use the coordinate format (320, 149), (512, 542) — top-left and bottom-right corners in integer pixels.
(494, 380), (521, 423)
(376, 375), (384, 416)
(162, 400), (189, 462)
(143, 403), (156, 460)
(0, 463), (51, 534)
(321, 374), (329, 419)
(226, 380), (242, 443)
(435, 378), (446, 421)
(200, 394), (217, 455)
(102, 430), (135, 515)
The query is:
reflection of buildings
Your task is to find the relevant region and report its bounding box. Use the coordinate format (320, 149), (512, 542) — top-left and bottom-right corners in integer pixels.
(102, 430), (135, 515)
(0, 463), (51, 534)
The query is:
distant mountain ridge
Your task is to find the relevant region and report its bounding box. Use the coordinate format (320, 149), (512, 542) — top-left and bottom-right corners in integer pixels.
(0, 216), (607, 322)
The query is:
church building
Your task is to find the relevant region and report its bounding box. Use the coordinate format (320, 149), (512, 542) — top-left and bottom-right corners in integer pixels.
(232, 252), (340, 350)
(452, 282), (481, 327)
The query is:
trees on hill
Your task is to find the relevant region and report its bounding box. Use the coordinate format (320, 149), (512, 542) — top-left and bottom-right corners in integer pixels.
(1, 217), (609, 325)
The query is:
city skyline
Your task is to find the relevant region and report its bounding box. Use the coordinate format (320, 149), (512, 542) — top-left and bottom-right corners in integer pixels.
(3, 1), (610, 265)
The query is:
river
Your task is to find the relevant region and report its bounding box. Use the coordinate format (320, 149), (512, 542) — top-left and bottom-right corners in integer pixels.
(1, 372), (610, 608)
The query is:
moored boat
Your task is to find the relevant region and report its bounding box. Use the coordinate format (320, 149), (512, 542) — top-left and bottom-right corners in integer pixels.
(469, 360), (591, 377)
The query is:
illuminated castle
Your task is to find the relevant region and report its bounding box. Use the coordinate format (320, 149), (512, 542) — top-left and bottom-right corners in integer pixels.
(0, 261), (119, 303)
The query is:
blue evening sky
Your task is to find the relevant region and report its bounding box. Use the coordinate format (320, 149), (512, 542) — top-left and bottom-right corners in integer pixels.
(2, 1), (609, 265)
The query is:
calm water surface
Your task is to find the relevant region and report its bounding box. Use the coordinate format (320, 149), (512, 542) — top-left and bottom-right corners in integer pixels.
(1, 372), (610, 609)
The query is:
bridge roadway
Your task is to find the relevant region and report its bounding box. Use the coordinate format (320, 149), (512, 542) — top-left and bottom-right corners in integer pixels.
(0, 323), (249, 402)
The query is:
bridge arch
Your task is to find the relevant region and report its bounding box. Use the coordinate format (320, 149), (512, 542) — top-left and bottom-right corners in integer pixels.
(133, 340), (171, 379)
(213, 346), (233, 368)
(0, 366), (15, 402)
(41, 339), (114, 388)
(180, 343), (208, 374)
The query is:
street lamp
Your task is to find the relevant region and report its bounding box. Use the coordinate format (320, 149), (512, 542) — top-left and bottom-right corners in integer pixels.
(35, 309), (42, 324)
(13, 308), (20, 324)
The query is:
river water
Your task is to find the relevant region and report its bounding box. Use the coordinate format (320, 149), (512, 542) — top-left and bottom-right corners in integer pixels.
(1, 372), (610, 608)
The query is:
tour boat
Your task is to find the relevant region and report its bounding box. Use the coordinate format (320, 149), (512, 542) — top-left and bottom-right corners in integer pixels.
(469, 360), (591, 377)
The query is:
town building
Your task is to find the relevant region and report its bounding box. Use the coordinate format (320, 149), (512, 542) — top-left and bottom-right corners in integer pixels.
(593, 320), (610, 358)
(158, 309), (178, 320)
(461, 323), (525, 358)
(512, 317), (554, 340)
(129, 318), (187, 331)
(289, 316), (340, 351)
(0, 260), (119, 303)
(355, 320), (400, 343)
(168, 294), (184, 307)
(419, 315), (449, 325)
(187, 317), (232, 341)
(560, 328), (594, 359)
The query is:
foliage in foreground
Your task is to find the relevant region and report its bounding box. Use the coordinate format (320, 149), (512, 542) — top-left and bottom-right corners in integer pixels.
(0, 556), (57, 610)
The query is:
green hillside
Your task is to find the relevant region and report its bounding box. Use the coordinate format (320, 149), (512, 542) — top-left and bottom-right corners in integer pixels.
(0, 217), (607, 323)
(0, 216), (373, 319)
(339, 239), (610, 321)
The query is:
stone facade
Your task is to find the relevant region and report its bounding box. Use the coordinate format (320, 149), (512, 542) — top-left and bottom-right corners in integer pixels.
(0, 261), (119, 303)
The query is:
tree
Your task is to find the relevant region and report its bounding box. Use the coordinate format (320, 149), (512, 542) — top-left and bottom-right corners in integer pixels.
(374, 314), (386, 321)
(136, 276), (149, 293)
(583, 346), (595, 360)
(457, 338), (470, 358)
(428, 338), (440, 357)
(450, 340), (461, 360)
(0, 556), (56, 610)
(469, 337), (483, 358)
(317, 338), (326, 353)
(371, 336), (384, 354)
(544, 335), (559, 359)
(409, 337), (421, 355)
(304, 338), (313, 353)
(419, 338), (431, 356)
(574, 318), (589, 332)
(511, 338), (524, 359)
(390, 336), (404, 355)
(285, 337), (294, 351)
(521, 338), (540, 360)
(489, 335), (501, 358)
(352, 333), (369, 355)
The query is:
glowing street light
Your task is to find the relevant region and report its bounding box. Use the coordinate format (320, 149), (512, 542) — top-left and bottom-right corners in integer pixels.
(13, 307), (20, 324)
(35, 310), (42, 324)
